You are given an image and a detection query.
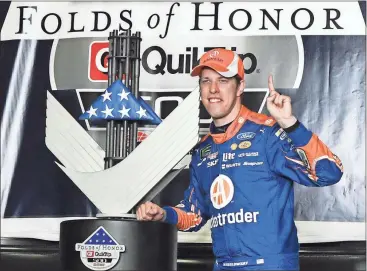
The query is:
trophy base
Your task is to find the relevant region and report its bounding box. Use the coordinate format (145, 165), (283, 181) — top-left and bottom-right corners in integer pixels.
(59, 218), (178, 271)
(95, 213), (136, 219)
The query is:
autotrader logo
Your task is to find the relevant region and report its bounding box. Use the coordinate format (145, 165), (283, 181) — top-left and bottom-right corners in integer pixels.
(210, 174), (234, 209)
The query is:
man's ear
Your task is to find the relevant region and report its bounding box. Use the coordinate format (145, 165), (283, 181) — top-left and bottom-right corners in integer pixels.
(237, 80), (245, 97)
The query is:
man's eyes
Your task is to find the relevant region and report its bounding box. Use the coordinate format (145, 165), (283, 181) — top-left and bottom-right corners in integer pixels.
(200, 79), (229, 84)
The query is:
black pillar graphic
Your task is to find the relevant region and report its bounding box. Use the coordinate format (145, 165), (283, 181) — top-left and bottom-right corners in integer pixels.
(105, 30), (142, 169)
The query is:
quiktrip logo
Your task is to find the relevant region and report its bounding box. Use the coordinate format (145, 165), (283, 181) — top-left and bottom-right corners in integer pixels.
(50, 35), (303, 91)
(75, 226), (125, 271)
(87, 43), (258, 82)
(89, 41), (109, 82)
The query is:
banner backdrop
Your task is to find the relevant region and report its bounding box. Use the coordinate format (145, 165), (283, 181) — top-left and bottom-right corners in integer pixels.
(0, 1), (366, 243)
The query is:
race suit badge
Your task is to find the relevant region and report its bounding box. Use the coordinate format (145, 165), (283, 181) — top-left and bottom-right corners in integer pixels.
(75, 226), (126, 271)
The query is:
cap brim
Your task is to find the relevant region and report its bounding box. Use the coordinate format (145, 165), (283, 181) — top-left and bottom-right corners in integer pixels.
(190, 62), (229, 77)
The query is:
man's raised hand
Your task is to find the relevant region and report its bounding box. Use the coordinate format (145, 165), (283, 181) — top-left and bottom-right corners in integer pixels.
(266, 75), (297, 128)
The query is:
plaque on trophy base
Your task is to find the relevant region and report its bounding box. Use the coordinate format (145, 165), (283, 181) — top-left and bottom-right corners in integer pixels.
(60, 218), (177, 271)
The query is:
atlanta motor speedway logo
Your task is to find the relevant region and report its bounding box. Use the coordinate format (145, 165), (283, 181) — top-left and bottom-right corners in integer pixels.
(49, 35), (304, 138)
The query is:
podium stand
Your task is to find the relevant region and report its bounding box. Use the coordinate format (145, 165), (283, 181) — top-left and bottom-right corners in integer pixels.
(59, 29), (180, 271)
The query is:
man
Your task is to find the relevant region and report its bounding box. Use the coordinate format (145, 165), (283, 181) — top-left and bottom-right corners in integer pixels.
(136, 48), (343, 271)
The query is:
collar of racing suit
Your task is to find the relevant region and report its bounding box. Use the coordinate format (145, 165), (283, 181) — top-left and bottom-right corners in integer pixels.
(208, 105), (251, 144)
(211, 122), (233, 134)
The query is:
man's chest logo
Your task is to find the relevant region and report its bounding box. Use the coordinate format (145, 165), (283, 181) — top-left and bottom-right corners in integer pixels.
(210, 175), (234, 209)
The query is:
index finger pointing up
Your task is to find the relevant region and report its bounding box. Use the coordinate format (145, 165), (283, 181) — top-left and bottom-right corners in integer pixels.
(268, 75), (278, 96)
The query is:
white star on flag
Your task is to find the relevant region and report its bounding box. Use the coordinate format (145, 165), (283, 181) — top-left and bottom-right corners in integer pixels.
(101, 105), (114, 118)
(86, 106), (97, 118)
(101, 90), (112, 102)
(118, 89), (130, 101)
(136, 106), (147, 118)
(118, 105), (130, 118)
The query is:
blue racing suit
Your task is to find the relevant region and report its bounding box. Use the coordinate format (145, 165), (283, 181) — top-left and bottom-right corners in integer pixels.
(163, 105), (343, 270)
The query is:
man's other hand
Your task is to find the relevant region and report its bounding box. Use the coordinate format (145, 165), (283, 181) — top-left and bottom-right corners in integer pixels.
(136, 201), (166, 221)
(266, 74), (297, 129)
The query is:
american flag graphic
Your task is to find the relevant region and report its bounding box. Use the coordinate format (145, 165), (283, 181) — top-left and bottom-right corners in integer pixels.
(84, 227), (117, 245)
(79, 79), (162, 125)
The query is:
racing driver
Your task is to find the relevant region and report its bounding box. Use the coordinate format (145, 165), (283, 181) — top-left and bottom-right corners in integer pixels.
(136, 48), (344, 271)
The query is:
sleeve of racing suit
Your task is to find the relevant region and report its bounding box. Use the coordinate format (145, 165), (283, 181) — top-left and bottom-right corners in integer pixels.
(161, 162), (209, 232)
(266, 120), (344, 187)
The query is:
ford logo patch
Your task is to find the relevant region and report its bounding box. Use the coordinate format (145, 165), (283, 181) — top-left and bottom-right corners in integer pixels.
(237, 132), (256, 140)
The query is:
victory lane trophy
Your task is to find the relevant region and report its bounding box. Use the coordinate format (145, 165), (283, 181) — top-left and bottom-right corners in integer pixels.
(58, 29), (201, 271)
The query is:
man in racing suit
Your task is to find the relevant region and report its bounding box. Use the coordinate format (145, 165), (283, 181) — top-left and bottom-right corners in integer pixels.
(136, 48), (343, 271)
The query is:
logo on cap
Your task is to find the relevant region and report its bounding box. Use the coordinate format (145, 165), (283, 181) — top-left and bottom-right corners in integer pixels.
(209, 50), (220, 58)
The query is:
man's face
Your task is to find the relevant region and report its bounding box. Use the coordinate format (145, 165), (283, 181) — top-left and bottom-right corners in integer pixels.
(199, 68), (244, 121)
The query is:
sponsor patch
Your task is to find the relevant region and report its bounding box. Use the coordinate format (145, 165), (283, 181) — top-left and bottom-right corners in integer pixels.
(238, 152), (259, 158)
(230, 143), (238, 150)
(208, 151), (218, 160)
(75, 226), (125, 271)
(211, 208), (260, 228)
(200, 144), (211, 159)
(275, 128), (284, 137)
(239, 141), (251, 149)
(243, 161), (264, 166)
(210, 174), (234, 209)
(237, 132), (256, 140)
(222, 153), (235, 162)
(296, 148), (310, 169)
(207, 159), (218, 168)
(222, 162), (241, 169)
(280, 131), (288, 140)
